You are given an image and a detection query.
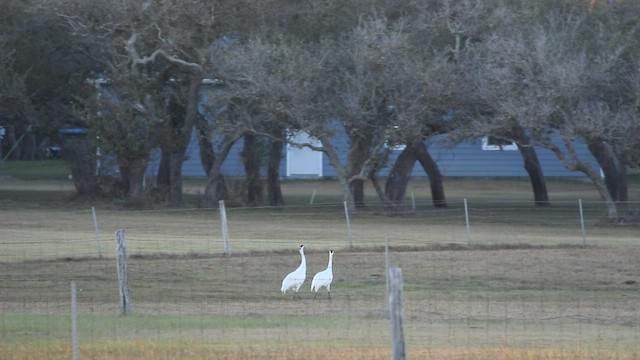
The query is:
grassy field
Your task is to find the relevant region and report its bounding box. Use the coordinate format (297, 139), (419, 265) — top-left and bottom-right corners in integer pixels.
(1, 165), (639, 359)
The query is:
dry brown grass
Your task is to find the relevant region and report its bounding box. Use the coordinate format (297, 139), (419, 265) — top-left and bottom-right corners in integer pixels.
(1, 178), (639, 358)
(1, 342), (639, 360)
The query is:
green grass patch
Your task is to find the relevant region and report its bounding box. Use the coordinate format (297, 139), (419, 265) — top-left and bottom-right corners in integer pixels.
(0, 159), (70, 180)
(1, 312), (343, 344)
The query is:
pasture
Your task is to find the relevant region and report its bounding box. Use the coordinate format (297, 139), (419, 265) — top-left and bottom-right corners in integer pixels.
(1, 174), (639, 359)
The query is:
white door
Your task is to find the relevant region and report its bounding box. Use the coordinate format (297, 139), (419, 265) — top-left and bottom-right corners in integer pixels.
(286, 131), (323, 177)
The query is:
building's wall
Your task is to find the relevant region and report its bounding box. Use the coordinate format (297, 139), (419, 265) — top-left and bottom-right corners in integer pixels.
(424, 135), (597, 178)
(146, 82), (599, 179)
(147, 131), (599, 179)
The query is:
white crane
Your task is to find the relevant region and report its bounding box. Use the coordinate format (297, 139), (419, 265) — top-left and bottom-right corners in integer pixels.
(311, 250), (334, 299)
(281, 245), (306, 299)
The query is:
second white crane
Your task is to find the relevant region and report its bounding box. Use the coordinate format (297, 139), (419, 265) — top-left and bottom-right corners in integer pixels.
(311, 250), (334, 299)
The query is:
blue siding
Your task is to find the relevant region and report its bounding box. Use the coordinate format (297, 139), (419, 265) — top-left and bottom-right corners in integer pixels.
(146, 81), (599, 179)
(425, 135), (597, 177)
(147, 132), (286, 178)
(148, 130), (599, 179)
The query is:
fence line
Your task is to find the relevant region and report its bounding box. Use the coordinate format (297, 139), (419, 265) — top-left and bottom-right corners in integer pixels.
(2, 236), (638, 359)
(1, 198), (639, 263)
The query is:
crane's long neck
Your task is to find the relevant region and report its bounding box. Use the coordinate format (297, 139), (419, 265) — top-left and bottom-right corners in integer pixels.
(299, 251), (306, 269)
(327, 252), (333, 269)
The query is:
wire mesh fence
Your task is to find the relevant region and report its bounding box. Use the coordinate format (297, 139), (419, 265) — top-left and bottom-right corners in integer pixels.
(1, 198), (639, 359)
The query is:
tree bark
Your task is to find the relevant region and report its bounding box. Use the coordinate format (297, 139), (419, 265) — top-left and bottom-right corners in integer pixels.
(346, 131), (374, 209)
(203, 165), (228, 206)
(384, 144), (418, 211)
(202, 134), (240, 207)
(512, 125), (550, 206)
(266, 132), (285, 207)
(123, 156), (147, 203)
(62, 131), (98, 196)
(414, 142), (447, 208)
(155, 147), (171, 198)
(168, 73), (202, 207)
(575, 160), (618, 219)
(198, 125), (215, 176)
(242, 133), (264, 206)
(588, 140), (627, 203)
(350, 179), (365, 208)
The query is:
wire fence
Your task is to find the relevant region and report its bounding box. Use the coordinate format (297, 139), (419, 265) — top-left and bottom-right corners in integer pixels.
(1, 199), (639, 359)
(2, 198), (639, 262)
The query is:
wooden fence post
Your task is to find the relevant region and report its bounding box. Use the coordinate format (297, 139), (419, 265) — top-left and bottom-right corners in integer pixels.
(385, 237), (390, 314)
(92, 206), (103, 259)
(71, 281), (78, 360)
(115, 229), (131, 315)
(343, 201), (353, 249)
(219, 200), (231, 255)
(579, 199), (586, 246)
(388, 266), (406, 360)
(464, 198), (472, 245)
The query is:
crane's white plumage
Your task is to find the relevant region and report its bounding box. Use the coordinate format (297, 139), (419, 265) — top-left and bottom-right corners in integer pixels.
(281, 245), (306, 299)
(311, 250), (334, 299)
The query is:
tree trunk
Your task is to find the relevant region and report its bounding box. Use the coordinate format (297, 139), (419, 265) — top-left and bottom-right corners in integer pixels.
(24, 133), (36, 160)
(616, 157), (628, 203)
(346, 132), (373, 209)
(168, 73), (201, 207)
(575, 160), (619, 219)
(155, 147), (171, 198)
(202, 135), (240, 207)
(414, 142), (447, 208)
(198, 126), (215, 176)
(512, 126), (550, 206)
(6, 126), (20, 160)
(323, 141), (356, 211)
(203, 165), (228, 206)
(384, 144), (418, 211)
(350, 179), (365, 208)
(124, 156), (147, 203)
(588, 140), (625, 202)
(62, 131), (98, 196)
(267, 133), (285, 207)
(168, 151), (186, 206)
(242, 133), (264, 206)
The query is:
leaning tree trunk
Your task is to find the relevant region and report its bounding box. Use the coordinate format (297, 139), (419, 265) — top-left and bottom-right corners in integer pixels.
(588, 140), (626, 202)
(202, 135), (240, 207)
(321, 139), (356, 211)
(385, 143), (418, 211)
(576, 161), (619, 219)
(512, 125), (550, 206)
(519, 144), (550, 206)
(203, 165), (227, 206)
(414, 142), (447, 208)
(266, 132), (285, 207)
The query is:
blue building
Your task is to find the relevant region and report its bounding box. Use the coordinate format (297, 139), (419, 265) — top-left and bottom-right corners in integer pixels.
(147, 130), (600, 180)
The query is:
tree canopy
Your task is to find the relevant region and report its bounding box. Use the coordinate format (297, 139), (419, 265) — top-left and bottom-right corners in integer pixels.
(1, 0), (638, 217)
